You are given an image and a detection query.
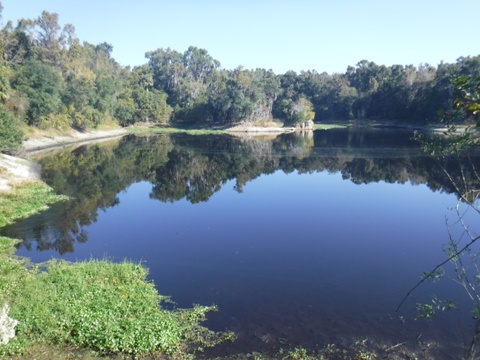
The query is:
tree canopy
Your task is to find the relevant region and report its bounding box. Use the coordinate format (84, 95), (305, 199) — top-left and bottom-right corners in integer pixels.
(0, 4), (479, 153)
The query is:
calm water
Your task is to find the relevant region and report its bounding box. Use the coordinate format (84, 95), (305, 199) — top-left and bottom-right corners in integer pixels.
(3, 128), (480, 357)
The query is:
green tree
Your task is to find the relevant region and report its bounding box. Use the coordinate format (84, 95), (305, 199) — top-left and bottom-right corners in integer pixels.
(13, 58), (62, 125)
(146, 47), (185, 101)
(133, 88), (171, 124)
(452, 75), (480, 124)
(209, 69), (256, 124)
(114, 101), (136, 126)
(183, 45), (220, 83)
(280, 96), (315, 125)
(434, 74), (480, 153)
(0, 104), (22, 153)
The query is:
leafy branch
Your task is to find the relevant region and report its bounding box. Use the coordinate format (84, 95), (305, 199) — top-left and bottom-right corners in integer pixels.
(396, 233), (480, 313)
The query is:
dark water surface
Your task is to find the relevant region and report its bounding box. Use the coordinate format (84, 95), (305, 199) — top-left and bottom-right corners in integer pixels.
(4, 128), (480, 357)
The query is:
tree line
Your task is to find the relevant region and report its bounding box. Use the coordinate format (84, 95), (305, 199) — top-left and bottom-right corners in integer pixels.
(0, 6), (479, 152)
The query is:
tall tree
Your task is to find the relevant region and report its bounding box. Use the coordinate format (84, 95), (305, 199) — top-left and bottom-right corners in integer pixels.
(13, 58), (62, 126)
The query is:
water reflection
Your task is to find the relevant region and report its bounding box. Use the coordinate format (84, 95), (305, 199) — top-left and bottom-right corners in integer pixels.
(3, 129), (478, 255)
(2, 128), (480, 357)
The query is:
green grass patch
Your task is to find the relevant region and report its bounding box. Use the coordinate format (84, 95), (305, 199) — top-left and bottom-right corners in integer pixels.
(0, 239), (234, 358)
(0, 182), (68, 228)
(0, 180), (233, 358)
(127, 127), (226, 136)
(313, 124), (347, 130)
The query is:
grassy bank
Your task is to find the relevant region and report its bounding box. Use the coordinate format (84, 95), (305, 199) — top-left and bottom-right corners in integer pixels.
(0, 181), (233, 358)
(0, 242), (232, 358)
(0, 182), (68, 228)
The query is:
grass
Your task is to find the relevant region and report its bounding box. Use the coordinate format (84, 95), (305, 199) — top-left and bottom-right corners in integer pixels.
(0, 250), (233, 358)
(0, 182), (68, 228)
(0, 180), (233, 358)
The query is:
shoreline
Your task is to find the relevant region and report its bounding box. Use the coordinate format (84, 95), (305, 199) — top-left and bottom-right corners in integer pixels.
(1, 128), (128, 193)
(22, 128), (129, 153)
(0, 123), (449, 194)
(0, 154), (42, 192)
(225, 124), (296, 135)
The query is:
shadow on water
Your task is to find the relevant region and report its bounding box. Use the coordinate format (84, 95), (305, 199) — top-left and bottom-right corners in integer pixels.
(3, 128), (480, 358)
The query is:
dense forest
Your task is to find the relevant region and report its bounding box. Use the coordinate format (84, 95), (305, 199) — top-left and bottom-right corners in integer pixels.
(1, 6), (480, 153)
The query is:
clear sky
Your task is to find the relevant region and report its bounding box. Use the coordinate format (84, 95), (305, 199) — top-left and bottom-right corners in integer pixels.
(1, 0), (479, 74)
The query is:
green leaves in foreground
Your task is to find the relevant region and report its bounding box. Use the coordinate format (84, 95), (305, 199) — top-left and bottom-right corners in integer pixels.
(416, 296), (456, 320)
(1, 254), (233, 357)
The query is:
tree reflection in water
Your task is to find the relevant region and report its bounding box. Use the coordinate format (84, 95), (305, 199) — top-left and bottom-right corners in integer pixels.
(2, 128), (479, 256)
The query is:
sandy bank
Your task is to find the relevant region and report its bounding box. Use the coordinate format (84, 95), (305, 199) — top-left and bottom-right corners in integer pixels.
(0, 154), (42, 192)
(225, 124), (296, 135)
(22, 128), (128, 153)
(0, 128), (128, 193)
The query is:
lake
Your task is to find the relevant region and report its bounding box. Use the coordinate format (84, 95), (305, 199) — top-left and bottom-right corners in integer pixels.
(3, 127), (480, 358)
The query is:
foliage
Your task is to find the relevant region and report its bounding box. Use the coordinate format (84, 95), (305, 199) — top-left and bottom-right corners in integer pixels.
(435, 75), (480, 153)
(415, 73), (480, 158)
(12, 58), (63, 126)
(0, 166), (232, 357)
(416, 296), (456, 319)
(0, 4), (479, 131)
(0, 105), (23, 153)
(0, 237), (233, 357)
(280, 96), (315, 125)
(400, 73), (480, 358)
(0, 238), (28, 357)
(0, 181), (67, 228)
(452, 75), (480, 123)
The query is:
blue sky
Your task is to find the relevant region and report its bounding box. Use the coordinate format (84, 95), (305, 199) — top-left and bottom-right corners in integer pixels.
(1, 0), (479, 74)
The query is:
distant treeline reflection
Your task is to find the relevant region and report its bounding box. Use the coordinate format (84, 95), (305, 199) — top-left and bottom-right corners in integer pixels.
(3, 129), (480, 253)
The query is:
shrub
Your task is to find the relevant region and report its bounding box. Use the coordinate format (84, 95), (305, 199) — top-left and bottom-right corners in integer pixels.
(0, 246), (232, 357)
(0, 105), (23, 154)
